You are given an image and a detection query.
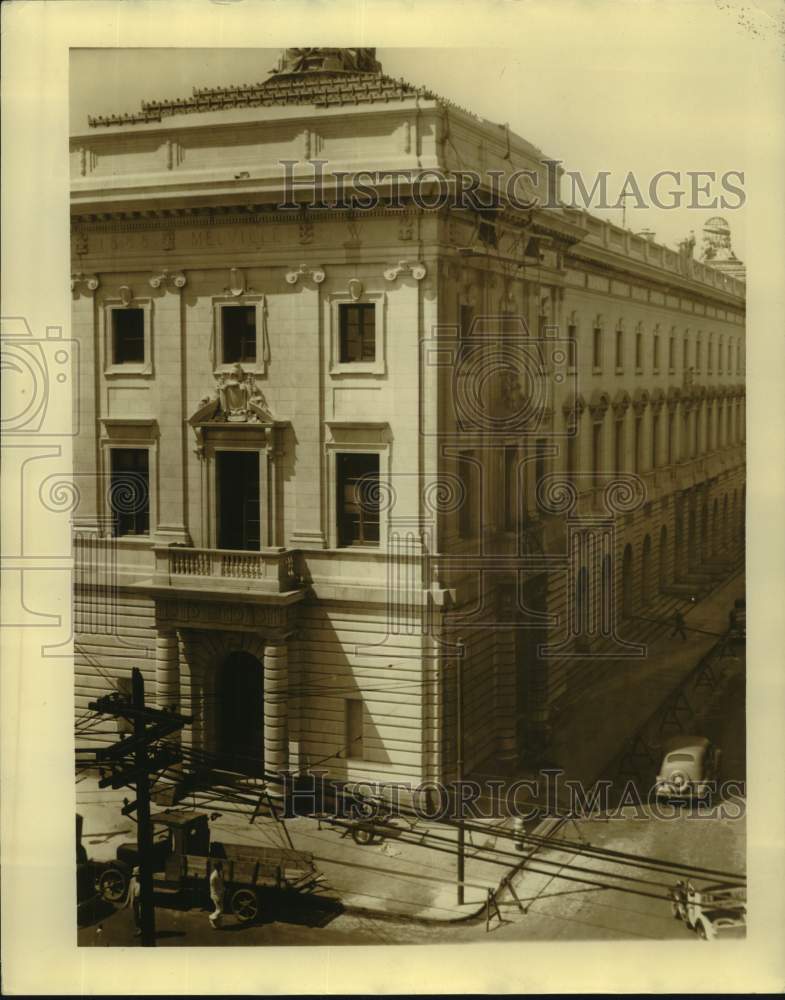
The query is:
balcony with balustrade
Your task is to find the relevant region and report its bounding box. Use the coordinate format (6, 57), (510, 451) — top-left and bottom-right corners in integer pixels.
(151, 544), (306, 598)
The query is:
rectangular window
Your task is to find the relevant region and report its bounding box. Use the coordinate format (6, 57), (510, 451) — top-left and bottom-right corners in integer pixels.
(696, 339), (702, 372)
(613, 420), (624, 473)
(615, 329), (623, 369)
(345, 699), (365, 759)
(339, 303), (376, 363)
(504, 445), (518, 531)
(112, 308), (145, 365)
(651, 412), (659, 468)
(110, 448), (149, 537)
(567, 423), (577, 480)
(216, 450), (260, 551)
(337, 453), (380, 547)
(718, 341), (723, 374)
(457, 453), (476, 538)
(708, 341), (714, 373)
(222, 305), (257, 364)
(682, 339), (689, 370)
(592, 422), (603, 474)
(653, 335), (660, 371)
(668, 337), (675, 371)
(592, 327), (602, 369)
(535, 438), (547, 513)
(727, 342), (733, 372)
(459, 304), (475, 344)
(634, 417), (642, 473)
(567, 324), (577, 368)
(635, 332), (642, 370)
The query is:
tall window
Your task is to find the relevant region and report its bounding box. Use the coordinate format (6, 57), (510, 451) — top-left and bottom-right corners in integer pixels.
(459, 304), (474, 340)
(613, 420), (624, 473)
(667, 412), (675, 465)
(566, 421), (578, 481)
(336, 453), (380, 547)
(221, 305), (257, 364)
(457, 453), (476, 539)
(653, 332), (660, 371)
(736, 343), (741, 375)
(708, 336), (714, 373)
(635, 330), (642, 370)
(668, 335), (675, 371)
(110, 448), (150, 537)
(727, 340), (733, 373)
(592, 326), (602, 369)
(567, 324), (577, 368)
(345, 699), (365, 759)
(504, 445), (518, 531)
(339, 303), (376, 363)
(592, 422), (603, 474)
(634, 416), (642, 473)
(695, 337), (702, 373)
(718, 336), (724, 374)
(651, 412), (660, 468)
(615, 328), (623, 370)
(112, 309), (145, 365)
(682, 337), (689, 370)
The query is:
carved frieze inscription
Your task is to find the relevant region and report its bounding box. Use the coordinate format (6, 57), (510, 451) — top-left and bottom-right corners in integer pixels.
(157, 597), (295, 633)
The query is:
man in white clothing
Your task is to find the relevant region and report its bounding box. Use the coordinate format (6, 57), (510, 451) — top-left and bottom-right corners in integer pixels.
(208, 862), (225, 929)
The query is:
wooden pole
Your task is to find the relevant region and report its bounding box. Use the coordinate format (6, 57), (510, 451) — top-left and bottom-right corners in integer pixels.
(456, 654), (465, 905)
(132, 668), (156, 947)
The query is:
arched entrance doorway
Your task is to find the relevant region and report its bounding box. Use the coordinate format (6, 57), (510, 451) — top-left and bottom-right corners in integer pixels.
(217, 651), (264, 775)
(659, 525), (668, 589)
(621, 544), (633, 619)
(641, 535), (653, 605)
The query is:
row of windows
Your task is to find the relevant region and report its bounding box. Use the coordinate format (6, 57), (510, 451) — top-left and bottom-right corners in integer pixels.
(108, 447), (381, 547)
(578, 324), (743, 376)
(109, 302), (378, 368)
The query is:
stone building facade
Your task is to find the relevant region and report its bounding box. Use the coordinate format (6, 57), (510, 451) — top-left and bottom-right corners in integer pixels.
(71, 50), (745, 794)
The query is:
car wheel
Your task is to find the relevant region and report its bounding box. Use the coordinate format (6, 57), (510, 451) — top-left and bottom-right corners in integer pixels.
(231, 887), (260, 924)
(98, 865), (128, 903)
(351, 824), (376, 846)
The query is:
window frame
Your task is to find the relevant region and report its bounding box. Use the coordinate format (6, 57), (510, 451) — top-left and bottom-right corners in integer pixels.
(108, 446), (151, 538)
(339, 302), (377, 365)
(592, 324), (603, 373)
(212, 295), (266, 376)
(99, 419), (159, 542)
(335, 451), (382, 549)
(329, 291), (387, 376)
(103, 298), (153, 376)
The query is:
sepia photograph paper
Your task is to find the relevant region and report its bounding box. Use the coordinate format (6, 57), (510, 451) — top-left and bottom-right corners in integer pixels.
(2, 0), (785, 994)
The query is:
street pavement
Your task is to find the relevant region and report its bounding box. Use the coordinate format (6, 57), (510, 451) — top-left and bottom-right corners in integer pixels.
(77, 573), (745, 945)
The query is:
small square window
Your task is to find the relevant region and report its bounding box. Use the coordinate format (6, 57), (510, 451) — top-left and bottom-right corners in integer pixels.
(339, 304), (376, 363)
(110, 448), (150, 537)
(112, 309), (145, 365)
(222, 306), (257, 365)
(337, 452), (380, 547)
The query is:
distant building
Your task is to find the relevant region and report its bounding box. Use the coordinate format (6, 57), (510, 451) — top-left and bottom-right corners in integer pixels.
(70, 49), (745, 796)
(700, 216), (746, 280)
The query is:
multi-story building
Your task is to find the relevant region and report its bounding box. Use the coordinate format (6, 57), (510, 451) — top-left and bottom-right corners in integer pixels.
(71, 48), (745, 797)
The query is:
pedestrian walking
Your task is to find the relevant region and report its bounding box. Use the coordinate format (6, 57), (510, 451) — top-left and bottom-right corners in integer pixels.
(208, 861), (225, 930)
(126, 867), (142, 937)
(512, 815), (526, 852)
(670, 611), (688, 641)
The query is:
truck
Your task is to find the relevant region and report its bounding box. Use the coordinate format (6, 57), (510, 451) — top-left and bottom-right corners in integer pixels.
(670, 880), (746, 940)
(97, 810), (316, 923)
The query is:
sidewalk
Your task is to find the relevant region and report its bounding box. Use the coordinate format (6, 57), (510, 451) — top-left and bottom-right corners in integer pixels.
(76, 571), (744, 927)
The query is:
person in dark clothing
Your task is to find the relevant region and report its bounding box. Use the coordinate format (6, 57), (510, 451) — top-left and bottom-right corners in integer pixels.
(670, 611), (688, 641)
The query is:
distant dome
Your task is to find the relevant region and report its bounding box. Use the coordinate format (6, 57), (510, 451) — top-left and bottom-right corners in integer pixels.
(704, 216), (730, 234)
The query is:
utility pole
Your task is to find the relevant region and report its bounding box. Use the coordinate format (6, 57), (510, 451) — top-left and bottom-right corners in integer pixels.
(456, 653), (465, 906)
(80, 667), (192, 948)
(132, 668), (156, 947)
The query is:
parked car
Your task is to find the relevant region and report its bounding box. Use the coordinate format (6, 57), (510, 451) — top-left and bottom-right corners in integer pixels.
(654, 735), (720, 801)
(670, 880), (746, 939)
